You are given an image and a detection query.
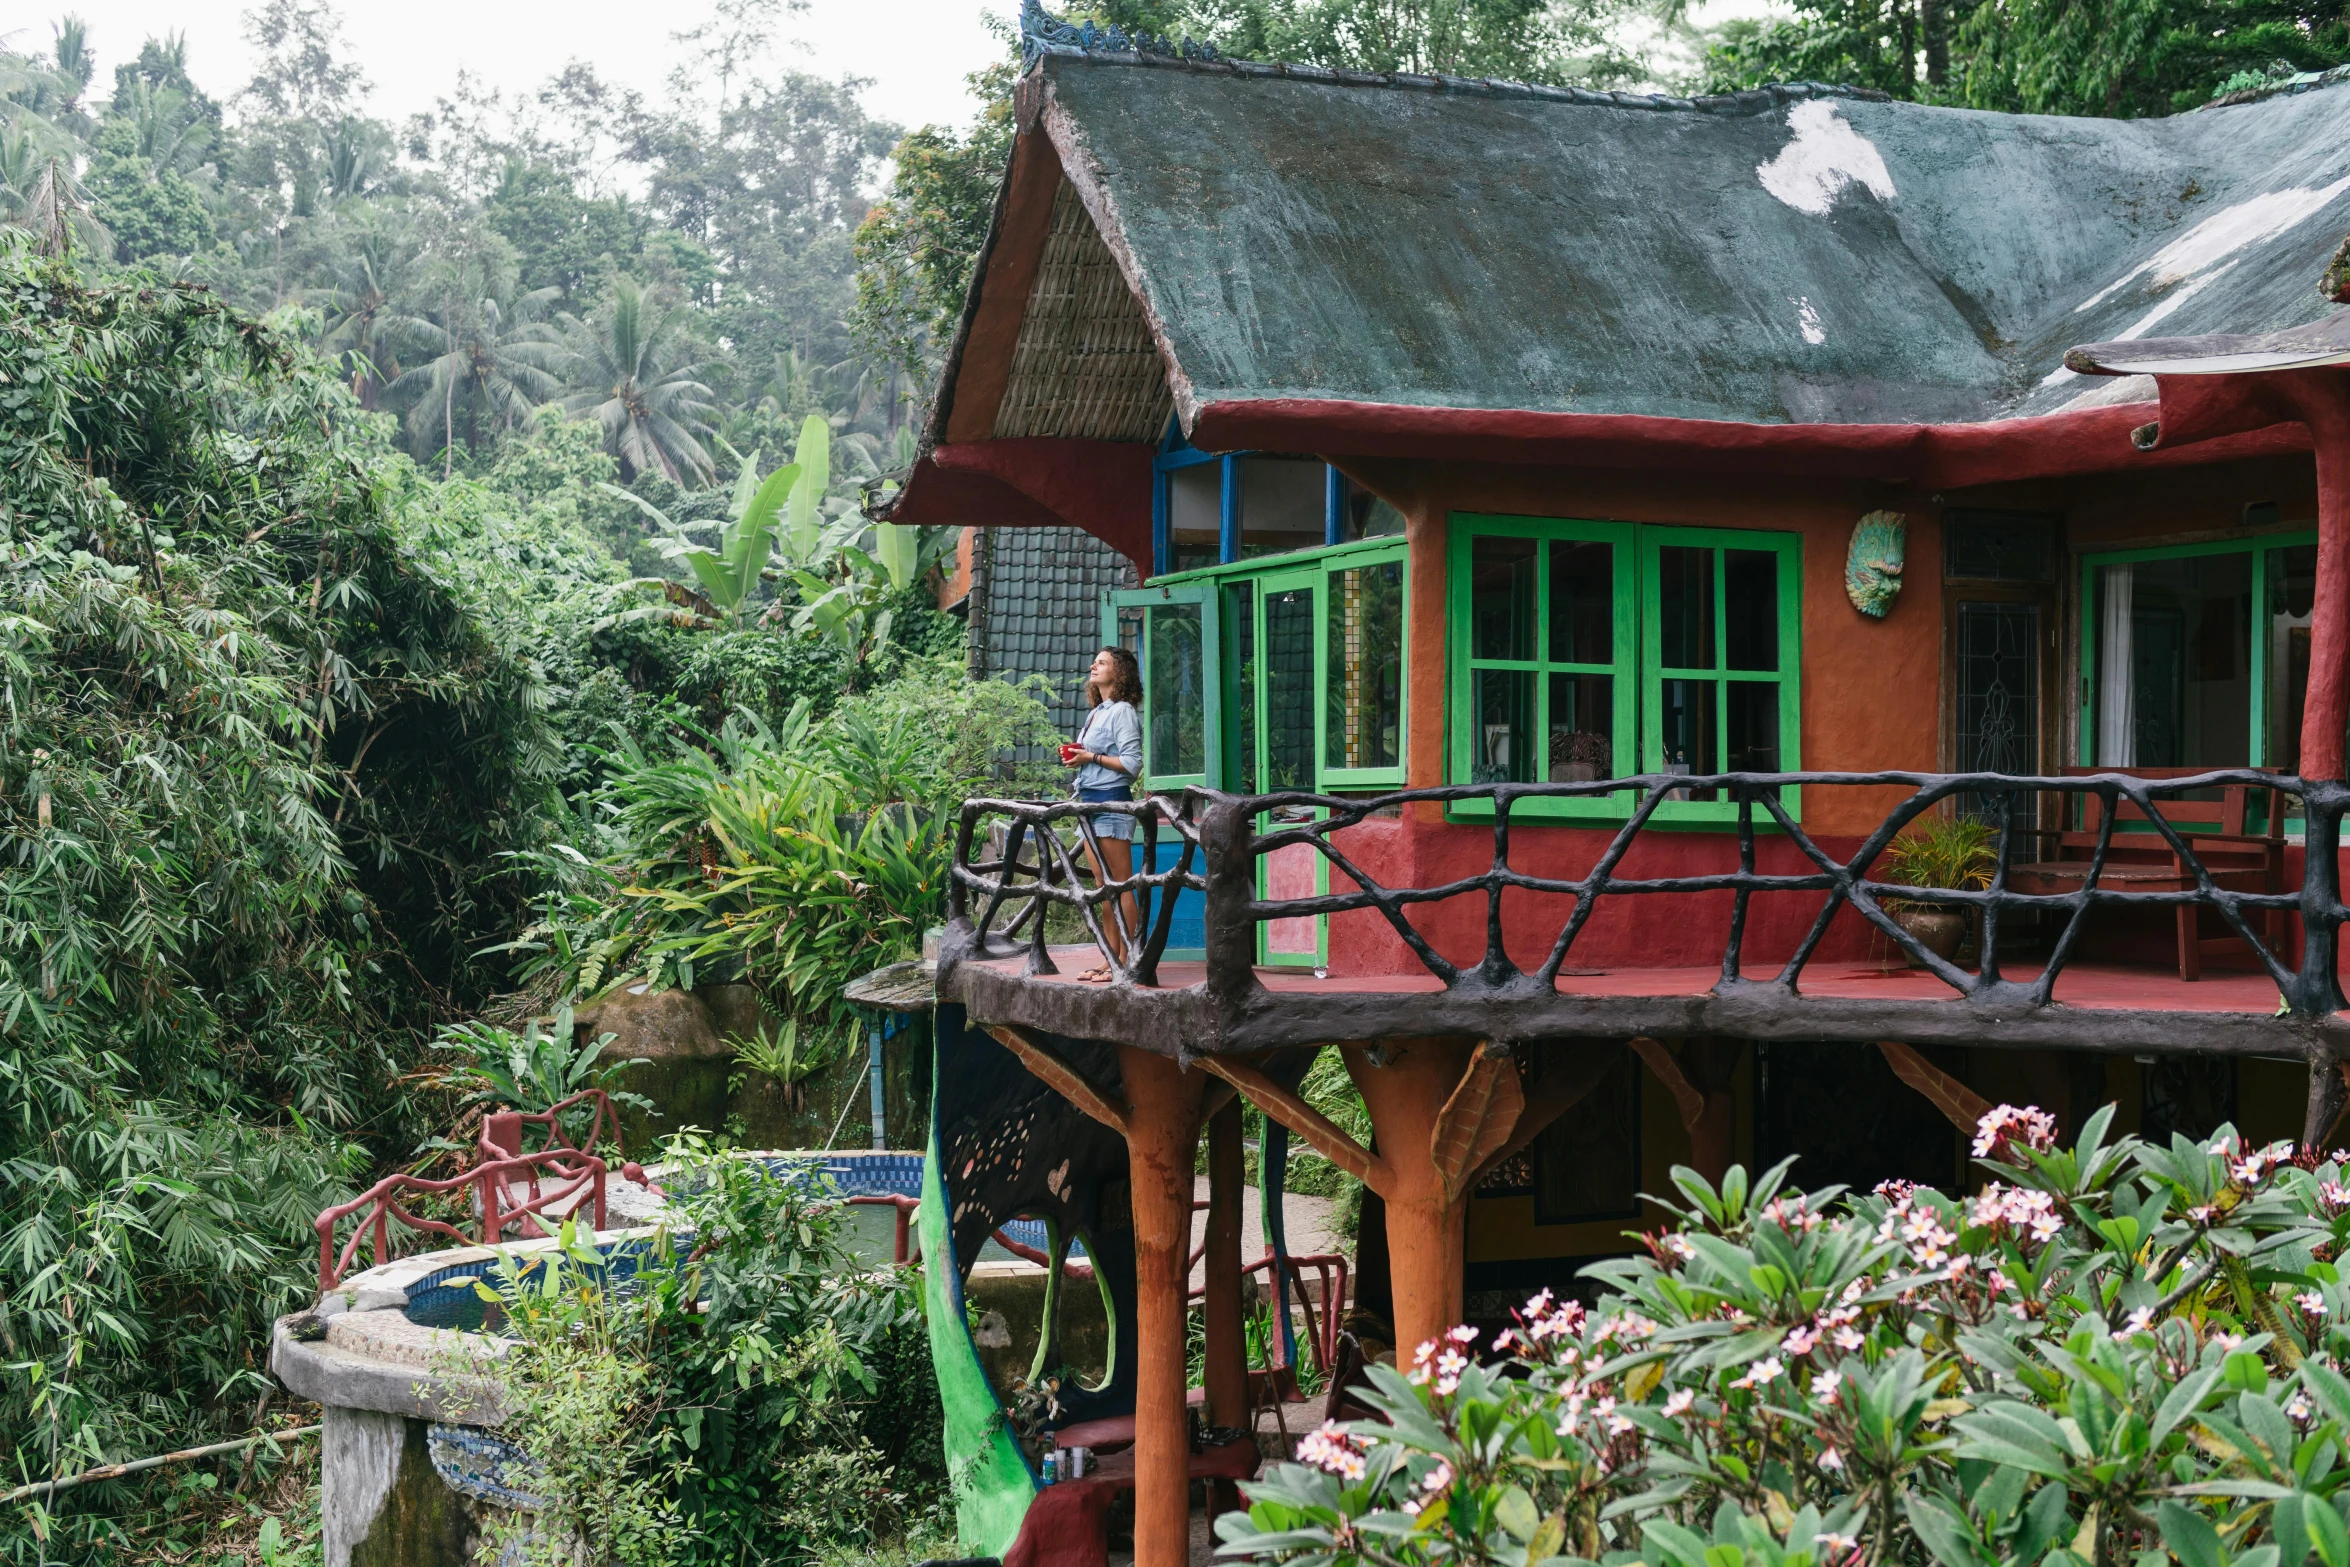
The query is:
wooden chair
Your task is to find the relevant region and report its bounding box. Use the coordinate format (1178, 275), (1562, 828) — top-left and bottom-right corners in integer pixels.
(2004, 766), (2287, 981)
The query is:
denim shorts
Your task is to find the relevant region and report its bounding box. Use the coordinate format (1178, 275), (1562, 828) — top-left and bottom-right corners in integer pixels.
(1077, 782), (1134, 841)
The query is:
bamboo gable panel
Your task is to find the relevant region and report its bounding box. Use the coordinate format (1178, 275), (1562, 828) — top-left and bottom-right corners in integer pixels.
(992, 180), (1175, 442)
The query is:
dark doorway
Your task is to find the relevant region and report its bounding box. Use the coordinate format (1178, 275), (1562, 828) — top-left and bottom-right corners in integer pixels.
(1756, 1042), (1960, 1195)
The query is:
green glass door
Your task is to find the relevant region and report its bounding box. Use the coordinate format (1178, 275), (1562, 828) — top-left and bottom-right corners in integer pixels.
(1254, 570), (1327, 967)
(1103, 583), (1221, 791)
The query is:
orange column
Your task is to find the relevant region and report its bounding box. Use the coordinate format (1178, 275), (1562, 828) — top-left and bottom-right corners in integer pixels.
(1118, 1045), (1205, 1567)
(2287, 373), (2350, 782)
(1347, 1039), (1473, 1355)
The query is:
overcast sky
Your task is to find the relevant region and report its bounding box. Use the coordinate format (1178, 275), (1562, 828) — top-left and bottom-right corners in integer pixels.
(11, 0), (1006, 139)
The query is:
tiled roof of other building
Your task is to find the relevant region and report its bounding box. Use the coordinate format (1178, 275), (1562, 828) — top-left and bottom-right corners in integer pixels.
(969, 525), (1139, 744)
(1009, 42), (2350, 430)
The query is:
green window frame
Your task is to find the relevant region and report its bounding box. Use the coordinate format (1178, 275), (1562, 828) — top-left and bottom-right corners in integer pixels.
(2077, 529), (2315, 775)
(1446, 515), (1802, 824)
(1138, 535), (1410, 796)
(1102, 582), (1221, 791)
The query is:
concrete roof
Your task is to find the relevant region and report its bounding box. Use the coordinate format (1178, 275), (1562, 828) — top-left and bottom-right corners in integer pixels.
(1023, 49), (2350, 430)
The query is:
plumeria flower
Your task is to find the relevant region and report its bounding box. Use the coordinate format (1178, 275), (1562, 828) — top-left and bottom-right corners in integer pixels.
(2211, 1331), (2245, 1353)
(1832, 1327), (1865, 1352)
(2122, 1306), (2155, 1335)
(1731, 1357), (1783, 1391)
(1818, 1532), (1860, 1557)
(1448, 1324), (1479, 1345)
(2288, 1391), (2316, 1425)
(1784, 1324), (1821, 1356)
(1662, 1388), (1695, 1418)
(2299, 1291), (2330, 1316)
(2189, 1204), (2217, 1224)
(1973, 1104), (2058, 1163)
(1811, 1368), (1842, 1401)
(1663, 1233), (1697, 1261)
(2321, 1181), (2350, 1214)
(1817, 1446), (1845, 1472)
(1420, 1459), (1453, 1495)
(1434, 1347), (1468, 1395)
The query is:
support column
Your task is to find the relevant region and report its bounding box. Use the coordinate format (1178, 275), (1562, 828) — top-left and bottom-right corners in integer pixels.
(1347, 1039), (1473, 1354)
(1116, 1045), (1204, 1567)
(1634, 1037), (1741, 1185)
(2290, 374), (2350, 783)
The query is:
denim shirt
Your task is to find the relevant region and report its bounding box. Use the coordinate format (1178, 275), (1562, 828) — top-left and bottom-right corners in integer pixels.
(1073, 700), (1142, 791)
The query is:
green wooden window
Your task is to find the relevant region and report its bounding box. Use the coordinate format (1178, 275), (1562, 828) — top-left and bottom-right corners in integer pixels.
(1448, 516), (1801, 823)
(1133, 536), (1408, 796)
(2078, 530), (2317, 775)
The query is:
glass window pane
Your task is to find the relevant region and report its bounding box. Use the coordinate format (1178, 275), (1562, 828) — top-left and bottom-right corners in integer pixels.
(1343, 478), (1406, 540)
(1470, 535), (1537, 660)
(1471, 668), (1534, 783)
(1326, 561), (1403, 772)
(1548, 539), (1613, 666)
(1726, 681), (1781, 773)
(1238, 458), (1326, 559)
(1145, 602), (1205, 778)
(1954, 601), (2037, 775)
(1661, 677), (1718, 799)
(1169, 464), (1220, 571)
(1264, 585), (1316, 792)
(2268, 544), (2317, 775)
(1547, 673), (1614, 780)
(1656, 545), (1716, 671)
(2093, 552), (2251, 767)
(1724, 550), (1779, 671)
(1224, 581), (1256, 792)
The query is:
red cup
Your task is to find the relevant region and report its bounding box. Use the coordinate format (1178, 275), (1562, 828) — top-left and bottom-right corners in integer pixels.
(1059, 743), (1085, 766)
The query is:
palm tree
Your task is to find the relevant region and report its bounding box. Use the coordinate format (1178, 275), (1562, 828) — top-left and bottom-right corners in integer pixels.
(8, 152), (106, 258)
(559, 278), (717, 485)
(385, 280), (563, 472)
(316, 229), (419, 409)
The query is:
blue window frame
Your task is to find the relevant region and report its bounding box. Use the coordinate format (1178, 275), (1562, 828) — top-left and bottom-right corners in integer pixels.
(1152, 421), (1401, 575)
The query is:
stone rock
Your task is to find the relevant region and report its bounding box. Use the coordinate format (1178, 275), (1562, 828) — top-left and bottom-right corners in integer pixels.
(573, 983), (774, 1063)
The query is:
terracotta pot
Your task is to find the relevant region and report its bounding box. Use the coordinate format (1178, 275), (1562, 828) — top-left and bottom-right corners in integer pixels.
(1891, 907), (1966, 967)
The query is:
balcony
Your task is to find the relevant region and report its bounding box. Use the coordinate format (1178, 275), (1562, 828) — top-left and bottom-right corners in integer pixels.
(940, 770), (2350, 1069)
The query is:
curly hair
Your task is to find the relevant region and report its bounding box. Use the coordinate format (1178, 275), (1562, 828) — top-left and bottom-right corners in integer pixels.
(1088, 645), (1143, 706)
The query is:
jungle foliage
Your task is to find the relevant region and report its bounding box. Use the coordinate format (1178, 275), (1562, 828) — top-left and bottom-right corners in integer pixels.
(0, 243), (554, 1558)
(1696, 0), (2350, 114)
(472, 1144), (948, 1567)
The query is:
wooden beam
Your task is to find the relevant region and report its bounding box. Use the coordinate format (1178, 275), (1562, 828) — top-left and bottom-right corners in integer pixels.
(984, 1023), (1130, 1137)
(1470, 1043), (1623, 1188)
(1630, 1036), (1702, 1127)
(1431, 1041), (1523, 1206)
(1197, 1056), (1391, 1197)
(1876, 1041), (1990, 1137)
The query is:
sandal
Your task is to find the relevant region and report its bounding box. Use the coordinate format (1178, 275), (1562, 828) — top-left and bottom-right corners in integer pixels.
(1076, 965), (1114, 983)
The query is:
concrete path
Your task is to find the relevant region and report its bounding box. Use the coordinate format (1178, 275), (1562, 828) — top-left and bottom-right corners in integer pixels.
(1186, 1176), (1342, 1292)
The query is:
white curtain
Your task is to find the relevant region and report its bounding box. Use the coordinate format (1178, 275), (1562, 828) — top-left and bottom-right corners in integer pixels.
(2098, 565), (2135, 767)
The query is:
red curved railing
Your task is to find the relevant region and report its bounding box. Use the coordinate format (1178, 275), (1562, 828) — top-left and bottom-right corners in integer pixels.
(314, 1090), (653, 1290)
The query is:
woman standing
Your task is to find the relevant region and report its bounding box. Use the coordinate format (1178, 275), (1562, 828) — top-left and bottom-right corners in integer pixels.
(1063, 645), (1143, 979)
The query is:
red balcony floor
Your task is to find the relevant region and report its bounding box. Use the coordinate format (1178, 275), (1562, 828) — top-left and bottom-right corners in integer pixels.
(974, 950), (2288, 1016)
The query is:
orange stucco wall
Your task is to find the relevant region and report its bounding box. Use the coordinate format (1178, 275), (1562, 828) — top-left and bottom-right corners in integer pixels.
(1302, 449), (2325, 979)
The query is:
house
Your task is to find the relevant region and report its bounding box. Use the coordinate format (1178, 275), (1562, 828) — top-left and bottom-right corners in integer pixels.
(882, 11), (2350, 1561)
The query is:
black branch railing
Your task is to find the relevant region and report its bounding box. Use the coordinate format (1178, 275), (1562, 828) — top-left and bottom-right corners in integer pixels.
(947, 770), (2350, 1019)
(948, 794), (1208, 987)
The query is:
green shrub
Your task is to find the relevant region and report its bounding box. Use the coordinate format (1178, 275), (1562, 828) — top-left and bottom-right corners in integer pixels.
(1223, 1105), (2350, 1567)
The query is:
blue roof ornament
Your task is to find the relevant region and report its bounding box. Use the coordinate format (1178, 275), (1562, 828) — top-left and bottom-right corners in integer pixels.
(1020, 0), (1219, 67)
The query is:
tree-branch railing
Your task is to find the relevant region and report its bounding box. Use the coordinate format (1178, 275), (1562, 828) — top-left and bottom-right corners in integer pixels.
(948, 770), (2349, 1018)
(949, 793), (1208, 986)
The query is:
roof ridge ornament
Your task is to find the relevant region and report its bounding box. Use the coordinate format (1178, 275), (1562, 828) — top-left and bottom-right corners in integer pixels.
(1020, 0), (1220, 68)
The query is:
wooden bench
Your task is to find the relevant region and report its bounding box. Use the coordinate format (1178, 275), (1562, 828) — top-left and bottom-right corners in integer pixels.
(2004, 766), (2287, 981)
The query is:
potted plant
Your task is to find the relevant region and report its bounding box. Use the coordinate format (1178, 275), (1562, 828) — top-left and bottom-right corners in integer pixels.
(1878, 816), (1995, 966)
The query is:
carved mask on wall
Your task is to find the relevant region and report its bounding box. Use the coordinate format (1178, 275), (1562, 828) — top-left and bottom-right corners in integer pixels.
(1845, 510), (1906, 618)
